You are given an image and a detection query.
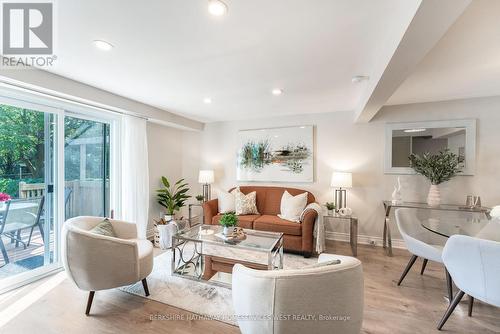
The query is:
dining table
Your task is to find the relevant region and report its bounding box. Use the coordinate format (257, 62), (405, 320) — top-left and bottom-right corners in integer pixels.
(421, 217), (500, 241)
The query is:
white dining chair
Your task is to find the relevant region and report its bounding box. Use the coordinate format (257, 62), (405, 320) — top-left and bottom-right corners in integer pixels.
(438, 234), (500, 329)
(395, 209), (452, 300)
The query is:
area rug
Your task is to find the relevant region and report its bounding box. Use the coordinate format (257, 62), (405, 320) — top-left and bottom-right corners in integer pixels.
(120, 249), (317, 325)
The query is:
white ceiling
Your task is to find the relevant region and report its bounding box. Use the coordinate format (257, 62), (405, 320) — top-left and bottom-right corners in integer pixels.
(46, 0), (421, 122)
(388, 0), (500, 105)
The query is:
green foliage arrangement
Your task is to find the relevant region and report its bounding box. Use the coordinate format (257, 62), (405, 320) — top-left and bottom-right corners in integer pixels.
(157, 177), (191, 215)
(219, 212), (238, 227)
(325, 202), (336, 211)
(195, 194), (204, 202)
(409, 149), (464, 185)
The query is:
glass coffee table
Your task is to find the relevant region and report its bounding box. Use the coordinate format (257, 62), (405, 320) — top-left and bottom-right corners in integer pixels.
(172, 225), (284, 287)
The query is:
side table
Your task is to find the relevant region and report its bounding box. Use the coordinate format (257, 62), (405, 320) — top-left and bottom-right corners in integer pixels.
(188, 203), (204, 227)
(323, 214), (358, 257)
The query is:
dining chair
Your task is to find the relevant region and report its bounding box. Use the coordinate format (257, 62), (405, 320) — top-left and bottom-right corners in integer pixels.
(0, 196), (45, 264)
(395, 209), (453, 301)
(438, 235), (500, 330)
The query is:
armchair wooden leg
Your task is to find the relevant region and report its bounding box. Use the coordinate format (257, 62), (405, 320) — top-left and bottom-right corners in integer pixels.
(420, 259), (428, 275)
(142, 278), (150, 297)
(468, 296), (474, 317)
(437, 290), (465, 330)
(85, 291), (95, 316)
(397, 255), (418, 286)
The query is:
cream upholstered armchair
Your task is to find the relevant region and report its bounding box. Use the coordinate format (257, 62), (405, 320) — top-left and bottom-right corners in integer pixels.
(232, 253), (364, 334)
(62, 216), (153, 315)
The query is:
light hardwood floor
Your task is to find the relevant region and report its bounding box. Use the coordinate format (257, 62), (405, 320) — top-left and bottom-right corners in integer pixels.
(1, 241), (499, 334)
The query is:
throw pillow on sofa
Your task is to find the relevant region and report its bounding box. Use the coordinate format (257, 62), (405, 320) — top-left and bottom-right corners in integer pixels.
(217, 189), (237, 213)
(278, 190), (308, 222)
(234, 188), (259, 215)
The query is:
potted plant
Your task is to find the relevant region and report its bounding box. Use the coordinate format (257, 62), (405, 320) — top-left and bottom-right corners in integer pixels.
(409, 149), (464, 206)
(195, 194), (204, 203)
(325, 202), (336, 215)
(0, 192), (11, 211)
(219, 212), (238, 235)
(157, 176), (191, 221)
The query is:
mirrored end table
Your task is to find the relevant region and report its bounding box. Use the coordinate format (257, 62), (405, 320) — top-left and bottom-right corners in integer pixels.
(324, 214), (358, 257)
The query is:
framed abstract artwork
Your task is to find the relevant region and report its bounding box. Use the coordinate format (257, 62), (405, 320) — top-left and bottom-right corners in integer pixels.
(236, 125), (314, 182)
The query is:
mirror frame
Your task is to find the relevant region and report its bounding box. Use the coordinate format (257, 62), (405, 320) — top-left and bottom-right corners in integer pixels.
(384, 119), (476, 175)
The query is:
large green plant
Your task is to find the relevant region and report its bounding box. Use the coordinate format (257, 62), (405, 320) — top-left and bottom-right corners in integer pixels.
(409, 150), (464, 185)
(157, 177), (191, 215)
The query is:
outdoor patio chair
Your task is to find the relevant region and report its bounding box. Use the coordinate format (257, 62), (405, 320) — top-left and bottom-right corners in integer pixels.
(0, 196), (45, 264)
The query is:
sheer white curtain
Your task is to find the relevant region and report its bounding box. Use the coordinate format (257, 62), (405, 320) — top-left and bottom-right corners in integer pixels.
(120, 115), (149, 239)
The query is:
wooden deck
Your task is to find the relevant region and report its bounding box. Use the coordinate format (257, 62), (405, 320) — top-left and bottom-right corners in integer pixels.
(0, 229), (53, 269)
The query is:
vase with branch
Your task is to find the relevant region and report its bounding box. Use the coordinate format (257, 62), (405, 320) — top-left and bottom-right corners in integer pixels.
(409, 149), (464, 206)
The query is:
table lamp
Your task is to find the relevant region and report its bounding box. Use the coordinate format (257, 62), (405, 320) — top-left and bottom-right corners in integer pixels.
(198, 170), (214, 202)
(331, 172), (352, 210)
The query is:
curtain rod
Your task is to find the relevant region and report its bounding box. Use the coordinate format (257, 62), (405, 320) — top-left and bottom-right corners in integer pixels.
(0, 79), (149, 121)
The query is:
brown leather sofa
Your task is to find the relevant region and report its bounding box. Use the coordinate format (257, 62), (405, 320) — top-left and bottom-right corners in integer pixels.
(202, 186), (318, 257)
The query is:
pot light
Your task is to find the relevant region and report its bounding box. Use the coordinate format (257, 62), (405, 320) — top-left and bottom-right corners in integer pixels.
(208, 0), (228, 16)
(351, 75), (369, 83)
(404, 128), (427, 133)
(93, 40), (114, 51)
(203, 98), (212, 104)
(272, 88), (283, 96)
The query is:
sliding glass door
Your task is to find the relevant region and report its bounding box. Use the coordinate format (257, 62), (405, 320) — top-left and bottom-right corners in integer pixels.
(0, 91), (118, 293)
(64, 116), (110, 219)
(0, 99), (58, 288)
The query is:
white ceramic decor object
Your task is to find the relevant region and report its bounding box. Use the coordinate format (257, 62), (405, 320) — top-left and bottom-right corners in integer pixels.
(427, 184), (441, 207)
(158, 223), (177, 249)
(391, 177), (403, 204)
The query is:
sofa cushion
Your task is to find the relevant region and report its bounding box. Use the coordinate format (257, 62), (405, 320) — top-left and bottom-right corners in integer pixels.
(254, 215), (302, 236)
(212, 214), (260, 229)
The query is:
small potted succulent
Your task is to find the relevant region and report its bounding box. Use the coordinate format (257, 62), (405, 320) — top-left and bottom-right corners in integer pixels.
(219, 212), (238, 235)
(0, 192), (11, 211)
(195, 194), (204, 203)
(325, 202), (336, 216)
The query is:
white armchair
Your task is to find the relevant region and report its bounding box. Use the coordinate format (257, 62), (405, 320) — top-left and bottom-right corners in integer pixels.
(438, 235), (500, 330)
(62, 216), (153, 315)
(232, 253), (364, 334)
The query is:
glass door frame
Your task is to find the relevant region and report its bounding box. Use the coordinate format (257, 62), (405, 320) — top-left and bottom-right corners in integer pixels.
(0, 95), (64, 294)
(0, 88), (122, 294)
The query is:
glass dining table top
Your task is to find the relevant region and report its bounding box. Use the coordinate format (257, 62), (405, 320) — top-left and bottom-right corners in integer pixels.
(421, 217), (500, 241)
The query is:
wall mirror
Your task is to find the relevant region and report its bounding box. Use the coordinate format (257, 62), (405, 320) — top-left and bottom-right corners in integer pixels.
(385, 119), (476, 175)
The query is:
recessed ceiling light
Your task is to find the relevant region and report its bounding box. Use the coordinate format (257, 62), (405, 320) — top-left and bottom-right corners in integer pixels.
(203, 98), (212, 104)
(404, 128), (427, 133)
(208, 0), (228, 16)
(272, 88), (283, 96)
(351, 75), (369, 83)
(93, 40), (114, 51)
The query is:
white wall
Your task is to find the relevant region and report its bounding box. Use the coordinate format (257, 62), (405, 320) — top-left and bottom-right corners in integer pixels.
(192, 96), (500, 245)
(147, 122), (183, 234)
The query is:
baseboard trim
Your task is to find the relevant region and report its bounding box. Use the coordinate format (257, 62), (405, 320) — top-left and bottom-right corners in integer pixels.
(325, 231), (406, 250)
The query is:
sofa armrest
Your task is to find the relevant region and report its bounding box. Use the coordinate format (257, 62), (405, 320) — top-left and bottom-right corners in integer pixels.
(202, 199), (219, 225)
(301, 208), (318, 254)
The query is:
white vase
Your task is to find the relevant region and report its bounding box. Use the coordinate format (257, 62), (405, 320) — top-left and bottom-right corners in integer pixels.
(164, 214), (174, 222)
(427, 184), (441, 207)
(158, 224), (177, 250)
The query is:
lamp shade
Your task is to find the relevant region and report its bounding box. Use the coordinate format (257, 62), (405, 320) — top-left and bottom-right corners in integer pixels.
(198, 170), (214, 184)
(331, 172), (352, 188)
